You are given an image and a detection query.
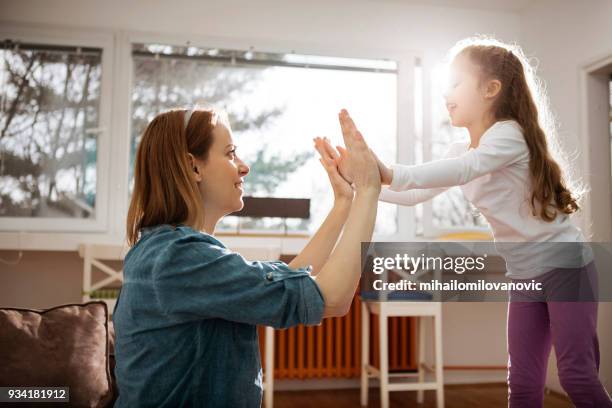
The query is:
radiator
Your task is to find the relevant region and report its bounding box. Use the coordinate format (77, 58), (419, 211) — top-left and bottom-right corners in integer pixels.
(258, 295), (417, 379)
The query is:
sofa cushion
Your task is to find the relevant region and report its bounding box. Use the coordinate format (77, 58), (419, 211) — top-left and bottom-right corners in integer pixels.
(0, 301), (113, 407)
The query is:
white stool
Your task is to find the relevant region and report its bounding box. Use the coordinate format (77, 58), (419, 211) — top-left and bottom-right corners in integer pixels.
(360, 300), (444, 408)
(359, 232), (495, 407)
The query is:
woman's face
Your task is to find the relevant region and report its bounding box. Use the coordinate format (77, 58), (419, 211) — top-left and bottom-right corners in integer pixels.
(193, 120), (249, 218)
(444, 53), (491, 127)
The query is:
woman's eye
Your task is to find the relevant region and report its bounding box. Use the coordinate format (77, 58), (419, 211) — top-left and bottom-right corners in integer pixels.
(228, 149), (236, 158)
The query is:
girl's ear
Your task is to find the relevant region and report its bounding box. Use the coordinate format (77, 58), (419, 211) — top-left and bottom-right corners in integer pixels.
(484, 79), (502, 100)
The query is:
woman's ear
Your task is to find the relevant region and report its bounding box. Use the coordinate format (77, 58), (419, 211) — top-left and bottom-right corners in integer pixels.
(187, 153), (203, 182)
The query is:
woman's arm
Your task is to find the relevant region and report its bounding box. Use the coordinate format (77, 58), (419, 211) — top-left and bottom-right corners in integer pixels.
(312, 110), (381, 318)
(288, 139), (355, 274)
(315, 188), (378, 317)
(287, 198), (350, 275)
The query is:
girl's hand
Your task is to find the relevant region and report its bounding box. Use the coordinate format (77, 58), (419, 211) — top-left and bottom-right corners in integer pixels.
(314, 137), (354, 202)
(367, 148), (393, 185)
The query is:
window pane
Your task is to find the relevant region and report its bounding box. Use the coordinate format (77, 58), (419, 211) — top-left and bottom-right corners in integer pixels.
(130, 44), (398, 235)
(429, 63), (489, 229)
(414, 63), (424, 236)
(0, 43), (102, 219)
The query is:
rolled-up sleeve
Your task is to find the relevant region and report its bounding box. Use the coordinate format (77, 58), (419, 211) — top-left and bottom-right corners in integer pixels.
(152, 231), (325, 329)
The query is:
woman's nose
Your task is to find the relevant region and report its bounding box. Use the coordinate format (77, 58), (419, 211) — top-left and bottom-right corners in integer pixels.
(237, 157), (249, 176)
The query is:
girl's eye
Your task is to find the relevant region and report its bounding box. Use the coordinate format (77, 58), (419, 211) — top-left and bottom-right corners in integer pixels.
(228, 149), (236, 159)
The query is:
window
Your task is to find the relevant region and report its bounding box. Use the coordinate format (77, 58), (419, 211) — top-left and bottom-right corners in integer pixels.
(414, 62), (490, 236)
(0, 28), (416, 247)
(130, 44), (399, 235)
(0, 40), (106, 230)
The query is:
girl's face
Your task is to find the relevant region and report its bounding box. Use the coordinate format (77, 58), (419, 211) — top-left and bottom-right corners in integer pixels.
(192, 121), (249, 218)
(444, 53), (494, 127)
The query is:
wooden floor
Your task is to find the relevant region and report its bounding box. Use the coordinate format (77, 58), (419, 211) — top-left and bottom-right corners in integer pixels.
(274, 383), (573, 408)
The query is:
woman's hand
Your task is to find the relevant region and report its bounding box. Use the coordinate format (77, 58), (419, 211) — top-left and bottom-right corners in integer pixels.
(337, 109), (381, 193)
(315, 137), (353, 184)
(310, 110), (381, 318)
(314, 137), (354, 203)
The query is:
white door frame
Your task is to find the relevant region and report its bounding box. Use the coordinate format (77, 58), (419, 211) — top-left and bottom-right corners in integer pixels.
(579, 51), (612, 242)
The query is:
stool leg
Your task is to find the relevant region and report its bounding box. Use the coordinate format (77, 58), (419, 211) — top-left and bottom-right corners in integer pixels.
(379, 312), (389, 408)
(417, 316), (426, 404)
(434, 312), (444, 408)
(361, 302), (370, 406)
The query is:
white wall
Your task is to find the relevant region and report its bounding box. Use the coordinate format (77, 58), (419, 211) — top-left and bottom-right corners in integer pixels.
(1, 0), (521, 60)
(520, 0), (612, 396)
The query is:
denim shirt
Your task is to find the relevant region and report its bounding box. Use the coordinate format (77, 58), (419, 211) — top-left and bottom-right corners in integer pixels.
(112, 224), (325, 407)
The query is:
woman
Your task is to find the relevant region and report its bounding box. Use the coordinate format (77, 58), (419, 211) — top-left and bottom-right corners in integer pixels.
(112, 107), (380, 407)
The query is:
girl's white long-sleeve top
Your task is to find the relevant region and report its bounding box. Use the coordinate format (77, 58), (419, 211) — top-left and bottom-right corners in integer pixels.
(379, 120), (593, 279)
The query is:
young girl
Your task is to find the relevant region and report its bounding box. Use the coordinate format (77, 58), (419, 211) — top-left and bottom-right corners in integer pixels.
(317, 37), (612, 407)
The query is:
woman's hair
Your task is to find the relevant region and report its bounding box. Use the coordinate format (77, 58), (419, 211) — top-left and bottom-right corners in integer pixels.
(126, 107), (218, 246)
(447, 35), (586, 223)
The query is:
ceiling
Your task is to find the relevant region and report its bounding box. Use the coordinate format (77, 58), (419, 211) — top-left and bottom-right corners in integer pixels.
(366, 0), (538, 13)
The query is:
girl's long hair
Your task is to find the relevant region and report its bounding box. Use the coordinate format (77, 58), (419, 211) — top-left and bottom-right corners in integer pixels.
(448, 36), (585, 223)
(126, 108), (217, 246)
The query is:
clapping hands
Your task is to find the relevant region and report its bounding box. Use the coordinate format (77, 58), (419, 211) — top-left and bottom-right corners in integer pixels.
(314, 110), (392, 190)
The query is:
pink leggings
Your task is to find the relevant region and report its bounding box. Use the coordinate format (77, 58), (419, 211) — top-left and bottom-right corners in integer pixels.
(507, 262), (612, 407)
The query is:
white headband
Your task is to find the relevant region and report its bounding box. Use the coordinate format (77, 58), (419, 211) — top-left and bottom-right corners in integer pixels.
(184, 108), (195, 130)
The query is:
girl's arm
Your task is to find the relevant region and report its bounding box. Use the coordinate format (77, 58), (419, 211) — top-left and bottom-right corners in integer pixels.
(323, 121), (528, 191)
(390, 122), (528, 191)
(379, 185), (449, 206)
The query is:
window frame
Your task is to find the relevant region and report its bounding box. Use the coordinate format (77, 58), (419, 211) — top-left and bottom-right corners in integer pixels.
(0, 23), (114, 234)
(419, 55), (492, 238)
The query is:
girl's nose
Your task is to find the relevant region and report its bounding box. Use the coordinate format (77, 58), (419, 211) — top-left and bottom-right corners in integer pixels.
(442, 87), (450, 100)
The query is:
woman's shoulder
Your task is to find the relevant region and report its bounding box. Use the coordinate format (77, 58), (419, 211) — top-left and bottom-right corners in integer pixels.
(173, 225), (227, 248)
(126, 225), (239, 282)
(127, 224), (228, 259)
